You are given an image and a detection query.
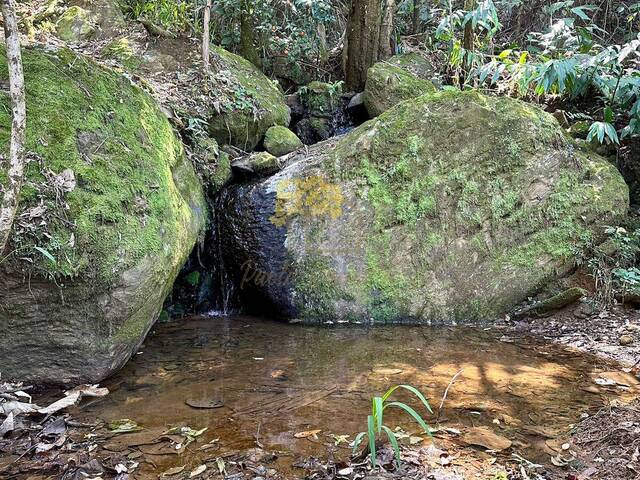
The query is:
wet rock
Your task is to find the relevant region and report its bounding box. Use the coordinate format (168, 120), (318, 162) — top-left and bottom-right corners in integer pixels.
(620, 334), (634, 346)
(217, 91), (628, 323)
(295, 116), (333, 144)
(364, 53), (437, 117)
(56, 6), (96, 42)
(208, 47), (290, 150)
(0, 47), (206, 384)
(264, 126), (303, 157)
(348, 92), (365, 110)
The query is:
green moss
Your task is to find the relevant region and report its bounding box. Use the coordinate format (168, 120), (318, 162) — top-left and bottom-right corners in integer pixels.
(56, 6), (95, 42)
(102, 38), (140, 71)
(264, 125), (302, 157)
(293, 255), (343, 320)
(0, 46), (205, 287)
(317, 90), (628, 322)
(364, 60), (437, 117)
(299, 81), (342, 116)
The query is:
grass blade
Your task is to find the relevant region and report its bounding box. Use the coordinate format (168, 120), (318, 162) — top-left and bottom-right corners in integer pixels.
(396, 385), (434, 414)
(367, 415), (377, 468)
(385, 401), (434, 441)
(381, 425), (401, 469)
(352, 431), (366, 455)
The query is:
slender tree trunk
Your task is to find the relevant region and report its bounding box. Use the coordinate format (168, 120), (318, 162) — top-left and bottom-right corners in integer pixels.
(412, 0), (420, 34)
(239, 0), (261, 68)
(202, 0), (212, 73)
(344, 0), (396, 91)
(0, 0), (26, 254)
(463, 0), (475, 53)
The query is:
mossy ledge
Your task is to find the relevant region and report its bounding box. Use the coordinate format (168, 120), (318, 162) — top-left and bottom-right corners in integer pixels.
(0, 46), (207, 384)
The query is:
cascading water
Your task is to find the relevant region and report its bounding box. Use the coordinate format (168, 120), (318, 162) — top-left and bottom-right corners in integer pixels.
(208, 197), (237, 316)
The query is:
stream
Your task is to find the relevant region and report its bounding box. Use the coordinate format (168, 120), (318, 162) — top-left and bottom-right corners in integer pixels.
(69, 315), (639, 478)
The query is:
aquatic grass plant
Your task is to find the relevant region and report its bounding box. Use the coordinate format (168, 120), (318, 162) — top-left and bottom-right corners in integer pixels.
(352, 385), (433, 468)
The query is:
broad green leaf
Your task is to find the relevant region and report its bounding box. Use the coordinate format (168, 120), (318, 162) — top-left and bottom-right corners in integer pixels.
(604, 106), (615, 123)
(383, 385), (433, 414)
(385, 402), (433, 440)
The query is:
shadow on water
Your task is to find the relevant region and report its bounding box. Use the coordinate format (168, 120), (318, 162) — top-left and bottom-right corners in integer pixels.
(74, 315), (639, 477)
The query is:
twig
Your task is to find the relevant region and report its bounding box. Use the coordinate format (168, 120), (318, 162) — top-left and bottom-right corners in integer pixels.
(437, 369), (463, 421)
(254, 420), (263, 448)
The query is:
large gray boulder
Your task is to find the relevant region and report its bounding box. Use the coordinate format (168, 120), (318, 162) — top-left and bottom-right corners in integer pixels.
(217, 91), (628, 323)
(0, 47), (206, 384)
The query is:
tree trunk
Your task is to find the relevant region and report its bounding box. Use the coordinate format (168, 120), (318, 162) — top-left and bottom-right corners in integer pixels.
(463, 0), (475, 52)
(412, 0), (420, 34)
(239, 0), (261, 68)
(0, 0), (26, 254)
(344, 0), (396, 91)
(202, 0), (212, 73)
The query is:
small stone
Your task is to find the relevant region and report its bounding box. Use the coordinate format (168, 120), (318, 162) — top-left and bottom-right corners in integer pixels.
(263, 126), (303, 157)
(620, 334), (634, 346)
(231, 152), (279, 176)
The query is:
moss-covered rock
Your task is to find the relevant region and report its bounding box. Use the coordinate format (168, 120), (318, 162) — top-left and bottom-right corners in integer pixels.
(364, 54), (437, 117)
(300, 81), (342, 117)
(264, 126), (303, 157)
(208, 47), (290, 150)
(77, 0), (126, 38)
(0, 47), (207, 384)
(56, 6), (96, 42)
(231, 151), (280, 176)
(217, 91), (628, 323)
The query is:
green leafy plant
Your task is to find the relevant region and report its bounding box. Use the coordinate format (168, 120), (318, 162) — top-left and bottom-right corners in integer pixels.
(352, 385), (433, 469)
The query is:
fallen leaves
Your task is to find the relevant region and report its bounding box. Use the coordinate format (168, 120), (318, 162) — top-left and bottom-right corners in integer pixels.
(109, 419), (143, 434)
(38, 384), (109, 415)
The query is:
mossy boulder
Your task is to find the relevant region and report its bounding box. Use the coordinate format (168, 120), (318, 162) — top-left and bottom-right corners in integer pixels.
(0, 47), (207, 384)
(264, 126), (303, 157)
(217, 91), (628, 323)
(77, 0), (126, 38)
(300, 81), (342, 117)
(364, 54), (437, 117)
(208, 47), (290, 150)
(56, 6), (96, 42)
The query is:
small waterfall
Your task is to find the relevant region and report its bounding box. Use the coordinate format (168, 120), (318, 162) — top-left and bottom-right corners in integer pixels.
(208, 202), (236, 316)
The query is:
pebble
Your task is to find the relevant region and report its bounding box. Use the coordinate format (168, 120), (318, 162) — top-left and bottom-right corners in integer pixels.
(620, 334), (634, 346)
